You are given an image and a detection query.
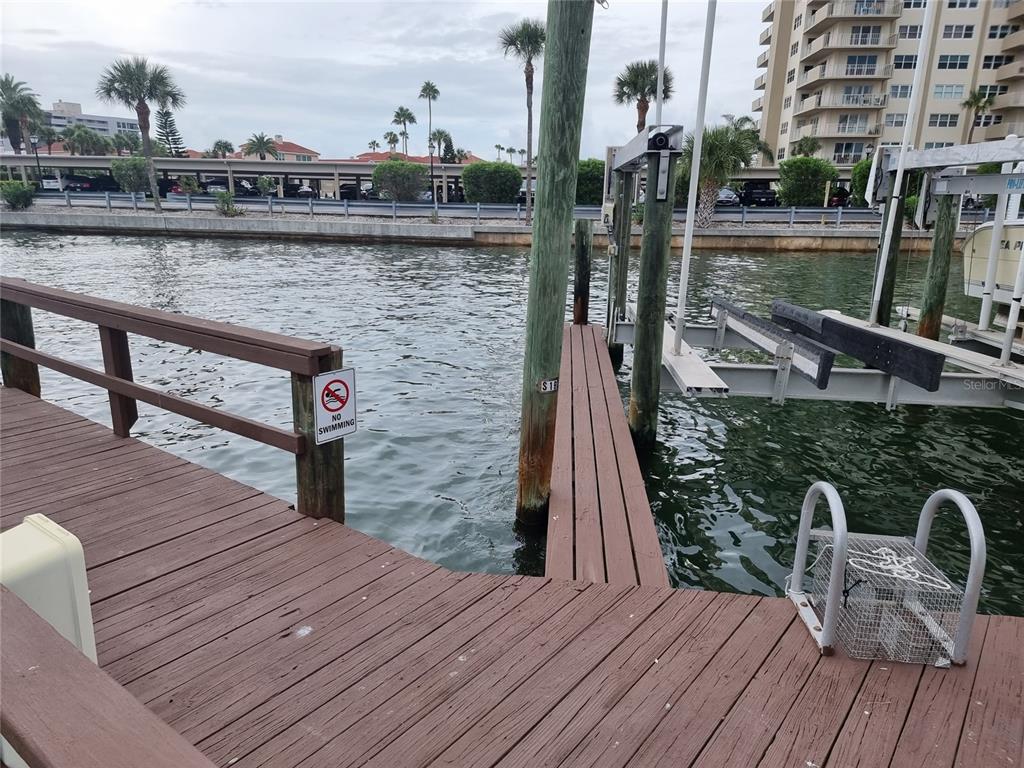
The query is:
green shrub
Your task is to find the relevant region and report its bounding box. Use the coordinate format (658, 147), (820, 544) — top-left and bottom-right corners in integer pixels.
(0, 181), (35, 209)
(111, 157), (149, 194)
(631, 202), (644, 225)
(256, 175), (277, 196)
(214, 191), (244, 217)
(850, 157), (872, 206)
(777, 156), (839, 206)
(575, 158), (605, 205)
(904, 194), (918, 224)
(461, 161), (522, 204)
(178, 175), (201, 194)
(371, 159), (427, 202)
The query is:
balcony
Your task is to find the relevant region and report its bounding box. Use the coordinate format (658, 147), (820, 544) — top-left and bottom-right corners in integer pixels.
(991, 91), (1024, 111)
(760, 26), (772, 45)
(801, 31), (897, 64)
(762, 1), (775, 22)
(757, 49), (770, 68)
(791, 122), (882, 140)
(795, 92), (888, 115)
(978, 123), (1012, 142)
(752, 96), (764, 112)
(755, 73), (767, 90)
(1010, 0), (1024, 24)
(798, 62), (892, 89)
(1003, 28), (1024, 53)
(832, 152), (866, 166)
(996, 62), (1024, 83)
(805, 1), (901, 36)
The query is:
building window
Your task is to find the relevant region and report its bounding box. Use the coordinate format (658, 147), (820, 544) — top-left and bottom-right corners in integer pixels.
(977, 84), (1009, 98)
(947, 0), (977, 7)
(984, 55), (1015, 69)
(989, 24), (1020, 39)
(898, 24), (921, 39)
(994, 0), (1013, 7)
(790, 42), (799, 56)
(833, 141), (865, 164)
(851, 25), (881, 44)
(842, 84), (874, 105)
(894, 55), (917, 69)
(933, 84), (965, 99)
(937, 54), (969, 69)
(786, 68), (796, 83)
(943, 24), (974, 39)
(837, 114), (868, 133)
(890, 84), (912, 98)
(846, 54), (878, 75)
(780, 122), (789, 135)
(777, 148), (786, 160)
(885, 113), (907, 127)
(924, 141), (954, 149)
(975, 114), (1004, 127)
(784, 95), (792, 108)
(903, 0), (925, 6)
(793, 13), (802, 29)
(928, 113), (959, 128)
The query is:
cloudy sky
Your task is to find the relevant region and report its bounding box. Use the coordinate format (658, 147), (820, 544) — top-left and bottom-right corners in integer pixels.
(1, 0), (762, 159)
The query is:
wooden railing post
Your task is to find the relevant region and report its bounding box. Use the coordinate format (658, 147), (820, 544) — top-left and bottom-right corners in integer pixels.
(98, 326), (139, 437)
(573, 218), (592, 325)
(0, 299), (41, 396)
(292, 347), (345, 522)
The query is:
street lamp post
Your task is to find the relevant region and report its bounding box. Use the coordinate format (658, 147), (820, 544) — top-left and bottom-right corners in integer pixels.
(29, 135), (42, 184)
(428, 140), (436, 203)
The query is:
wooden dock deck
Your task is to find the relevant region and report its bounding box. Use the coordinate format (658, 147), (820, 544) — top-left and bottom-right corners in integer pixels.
(3, 385), (1021, 768)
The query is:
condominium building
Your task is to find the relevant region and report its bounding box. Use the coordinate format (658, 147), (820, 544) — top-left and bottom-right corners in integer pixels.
(753, 0), (1024, 170)
(47, 100), (140, 136)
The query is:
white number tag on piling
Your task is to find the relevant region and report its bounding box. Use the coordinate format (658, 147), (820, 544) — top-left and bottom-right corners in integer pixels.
(538, 378), (559, 394)
(313, 368), (357, 445)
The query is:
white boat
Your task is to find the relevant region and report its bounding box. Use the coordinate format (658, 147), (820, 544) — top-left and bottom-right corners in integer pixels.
(960, 220), (1024, 303)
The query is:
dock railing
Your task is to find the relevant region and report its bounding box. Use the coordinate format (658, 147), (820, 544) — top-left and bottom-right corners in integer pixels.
(0, 277), (346, 521)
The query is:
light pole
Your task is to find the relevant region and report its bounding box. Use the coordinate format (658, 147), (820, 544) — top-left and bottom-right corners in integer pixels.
(428, 139), (436, 203)
(29, 134), (42, 183)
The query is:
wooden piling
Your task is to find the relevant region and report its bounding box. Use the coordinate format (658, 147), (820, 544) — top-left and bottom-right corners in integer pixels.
(0, 300), (40, 397)
(98, 326), (139, 437)
(609, 172), (636, 370)
(516, 0), (595, 528)
(573, 219), (592, 325)
(875, 178), (906, 327)
(918, 195), (956, 341)
(292, 347), (345, 522)
(628, 152), (678, 443)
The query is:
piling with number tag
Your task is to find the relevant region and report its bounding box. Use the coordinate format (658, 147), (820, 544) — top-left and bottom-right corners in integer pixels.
(573, 219), (592, 325)
(516, 0), (595, 527)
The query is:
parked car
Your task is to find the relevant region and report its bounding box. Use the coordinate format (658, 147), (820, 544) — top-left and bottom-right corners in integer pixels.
(235, 179), (260, 196)
(40, 174), (69, 191)
(828, 187), (852, 208)
(295, 185), (316, 199)
(739, 182), (778, 207)
(205, 183), (229, 194)
(716, 187), (740, 206)
(361, 186), (381, 200)
(337, 184), (361, 200)
(65, 174), (119, 193)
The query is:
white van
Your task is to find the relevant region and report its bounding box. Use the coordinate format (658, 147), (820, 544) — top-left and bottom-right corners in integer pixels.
(40, 175), (69, 191)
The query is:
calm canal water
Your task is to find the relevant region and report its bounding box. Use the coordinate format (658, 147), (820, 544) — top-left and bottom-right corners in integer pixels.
(2, 232), (1021, 615)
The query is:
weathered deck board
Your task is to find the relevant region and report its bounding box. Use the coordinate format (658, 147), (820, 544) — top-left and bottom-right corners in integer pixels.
(546, 324), (670, 587)
(1, 385), (1020, 768)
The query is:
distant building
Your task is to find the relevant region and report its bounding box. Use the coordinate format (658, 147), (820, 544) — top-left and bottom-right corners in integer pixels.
(234, 135), (320, 161)
(753, 0), (1024, 170)
(47, 100), (140, 137)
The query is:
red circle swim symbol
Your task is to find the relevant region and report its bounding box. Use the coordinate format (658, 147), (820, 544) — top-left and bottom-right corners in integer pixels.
(320, 380), (349, 413)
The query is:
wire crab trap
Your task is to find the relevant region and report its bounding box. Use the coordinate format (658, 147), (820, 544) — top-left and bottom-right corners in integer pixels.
(787, 482), (986, 667)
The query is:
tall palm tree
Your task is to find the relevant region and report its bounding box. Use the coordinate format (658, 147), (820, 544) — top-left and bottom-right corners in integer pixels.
(430, 128), (453, 162)
(455, 148), (469, 163)
(683, 119), (773, 228)
(614, 59), (674, 135)
(500, 18), (545, 224)
(212, 139), (234, 158)
(506, 147), (517, 163)
(392, 106), (416, 155)
(494, 143), (504, 160)
(793, 136), (821, 158)
(419, 81), (439, 157)
(96, 57), (185, 213)
(35, 124), (60, 154)
(518, 148), (526, 165)
(368, 139), (381, 152)
(0, 75), (43, 153)
(962, 89), (996, 144)
(384, 131), (399, 153)
(241, 132), (278, 160)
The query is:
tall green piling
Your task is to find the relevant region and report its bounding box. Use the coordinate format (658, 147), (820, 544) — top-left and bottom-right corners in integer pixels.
(515, 0), (595, 528)
(609, 171), (635, 370)
(628, 152), (679, 443)
(917, 194), (956, 341)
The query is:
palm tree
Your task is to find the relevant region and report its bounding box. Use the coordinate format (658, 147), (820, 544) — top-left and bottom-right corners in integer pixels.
(683, 119), (773, 228)
(419, 81), (439, 157)
(241, 132), (278, 160)
(506, 147), (517, 163)
(793, 136), (821, 157)
(96, 56), (185, 213)
(495, 143), (504, 160)
(0, 75), (43, 153)
(368, 139), (381, 152)
(500, 18), (545, 224)
(35, 124), (60, 154)
(392, 106), (416, 155)
(962, 89), (996, 144)
(384, 131), (399, 153)
(518, 148), (526, 165)
(614, 59), (674, 135)
(212, 139), (234, 158)
(455, 148), (469, 163)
